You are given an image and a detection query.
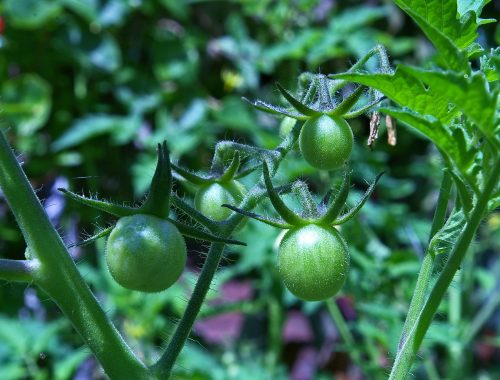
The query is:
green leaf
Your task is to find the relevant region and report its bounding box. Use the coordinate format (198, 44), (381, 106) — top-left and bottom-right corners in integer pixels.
(402, 67), (498, 138)
(51, 114), (141, 151)
(4, 0), (61, 28)
(395, 0), (478, 48)
(333, 66), (459, 124)
(480, 47), (500, 82)
(457, 0), (496, 25)
(1, 74), (52, 136)
(393, 0), (469, 71)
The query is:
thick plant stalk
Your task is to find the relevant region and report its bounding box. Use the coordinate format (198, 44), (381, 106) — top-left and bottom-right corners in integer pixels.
(398, 171), (452, 348)
(0, 131), (150, 379)
(389, 157), (500, 379)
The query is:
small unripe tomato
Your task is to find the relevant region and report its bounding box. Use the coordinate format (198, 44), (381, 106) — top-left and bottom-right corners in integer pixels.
(194, 180), (246, 222)
(299, 114), (353, 170)
(278, 224), (349, 301)
(106, 214), (187, 292)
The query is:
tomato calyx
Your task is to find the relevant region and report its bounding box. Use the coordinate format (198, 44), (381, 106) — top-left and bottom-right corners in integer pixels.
(222, 160), (384, 300)
(246, 45), (391, 123)
(172, 151), (250, 224)
(224, 161), (384, 229)
(58, 141), (245, 247)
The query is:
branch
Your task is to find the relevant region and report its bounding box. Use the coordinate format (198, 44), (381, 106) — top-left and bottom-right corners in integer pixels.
(0, 259), (39, 282)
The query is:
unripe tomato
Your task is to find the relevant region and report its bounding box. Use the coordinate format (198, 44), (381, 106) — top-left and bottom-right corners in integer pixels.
(299, 114), (353, 170)
(106, 214), (186, 292)
(278, 224), (349, 301)
(194, 180), (246, 222)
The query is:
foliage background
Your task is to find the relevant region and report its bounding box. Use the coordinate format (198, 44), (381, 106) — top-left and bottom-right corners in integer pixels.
(0, 0), (498, 379)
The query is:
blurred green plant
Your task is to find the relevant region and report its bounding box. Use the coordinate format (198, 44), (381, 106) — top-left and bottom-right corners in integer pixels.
(0, 1), (499, 379)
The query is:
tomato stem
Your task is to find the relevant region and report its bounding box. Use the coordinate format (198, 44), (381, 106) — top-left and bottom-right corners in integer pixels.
(0, 259), (39, 282)
(389, 157), (500, 379)
(0, 130), (151, 379)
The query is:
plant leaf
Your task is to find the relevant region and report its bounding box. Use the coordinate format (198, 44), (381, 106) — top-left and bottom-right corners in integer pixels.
(429, 209), (466, 256)
(333, 65), (459, 124)
(393, 0), (470, 71)
(395, 0), (479, 49)
(401, 67), (498, 140)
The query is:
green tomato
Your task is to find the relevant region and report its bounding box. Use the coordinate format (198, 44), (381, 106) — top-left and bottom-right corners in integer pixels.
(194, 180), (246, 222)
(299, 114), (353, 170)
(106, 214), (186, 292)
(278, 224), (349, 301)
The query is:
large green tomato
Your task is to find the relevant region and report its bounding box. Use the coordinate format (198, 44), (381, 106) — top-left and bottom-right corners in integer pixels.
(299, 114), (353, 170)
(106, 214), (186, 292)
(194, 180), (246, 222)
(277, 224), (350, 301)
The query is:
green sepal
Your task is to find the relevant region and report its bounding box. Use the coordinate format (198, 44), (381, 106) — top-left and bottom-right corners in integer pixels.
(327, 86), (365, 117)
(234, 161), (261, 179)
(276, 82), (320, 117)
(169, 219), (246, 246)
(221, 204), (293, 229)
(219, 152), (240, 182)
(262, 161), (308, 226)
(333, 172), (385, 225)
(59, 188), (137, 217)
(138, 142), (172, 217)
(61, 141), (174, 219)
(319, 168), (351, 224)
(67, 226), (114, 248)
(170, 194), (220, 232)
(243, 98), (307, 120)
(171, 163), (213, 185)
(343, 97), (384, 119)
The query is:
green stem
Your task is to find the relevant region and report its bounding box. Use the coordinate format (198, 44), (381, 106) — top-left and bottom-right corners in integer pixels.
(326, 299), (367, 373)
(0, 259), (39, 282)
(398, 171), (452, 348)
(462, 292), (500, 345)
(153, 117), (302, 378)
(389, 157), (500, 379)
(151, 242), (225, 377)
(0, 131), (150, 379)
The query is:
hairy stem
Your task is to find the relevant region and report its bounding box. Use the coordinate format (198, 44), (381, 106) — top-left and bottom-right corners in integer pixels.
(326, 298), (367, 372)
(151, 243), (225, 377)
(153, 117), (302, 378)
(398, 171), (452, 348)
(389, 157), (500, 379)
(0, 259), (39, 282)
(0, 131), (149, 379)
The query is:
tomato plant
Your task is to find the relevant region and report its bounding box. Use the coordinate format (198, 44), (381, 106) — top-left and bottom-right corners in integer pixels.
(278, 224), (349, 301)
(1, 2), (498, 378)
(299, 114), (353, 170)
(106, 214), (187, 292)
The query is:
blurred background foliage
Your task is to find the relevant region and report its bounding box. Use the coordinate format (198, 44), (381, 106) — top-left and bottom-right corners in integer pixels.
(0, 0), (499, 379)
